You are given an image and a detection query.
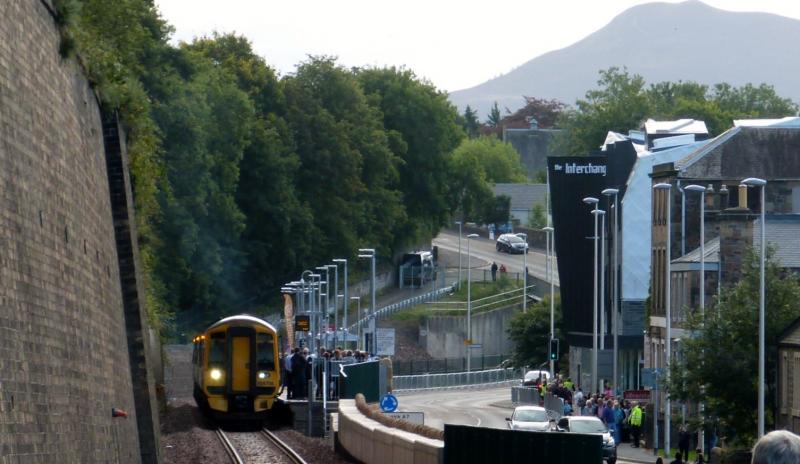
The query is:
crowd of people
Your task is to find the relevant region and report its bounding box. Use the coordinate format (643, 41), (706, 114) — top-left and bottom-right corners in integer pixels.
(533, 375), (647, 452)
(534, 375), (800, 464)
(283, 346), (375, 399)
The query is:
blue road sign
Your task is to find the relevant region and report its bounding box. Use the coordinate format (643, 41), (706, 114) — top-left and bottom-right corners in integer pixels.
(380, 393), (398, 412)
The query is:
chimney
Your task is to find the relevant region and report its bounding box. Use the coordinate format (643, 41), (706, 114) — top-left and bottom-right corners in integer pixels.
(719, 185), (729, 209)
(738, 184), (749, 209)
(705, 184), (715, 209)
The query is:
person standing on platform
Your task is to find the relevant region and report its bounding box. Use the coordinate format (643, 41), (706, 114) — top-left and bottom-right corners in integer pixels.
(629, 402), (643, 448)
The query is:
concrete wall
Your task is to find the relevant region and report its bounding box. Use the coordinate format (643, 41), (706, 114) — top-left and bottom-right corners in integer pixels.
(0, 1), (159, 462)
(336, 400), (443, 464)
(422, 306), (517, 358)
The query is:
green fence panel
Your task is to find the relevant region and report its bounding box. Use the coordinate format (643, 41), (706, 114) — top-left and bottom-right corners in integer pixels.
(339, 361), (380, 403)
(444, 424), (603, 464)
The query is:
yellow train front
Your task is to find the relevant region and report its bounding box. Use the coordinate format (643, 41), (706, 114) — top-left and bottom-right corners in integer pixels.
(192, 315), (282, 420)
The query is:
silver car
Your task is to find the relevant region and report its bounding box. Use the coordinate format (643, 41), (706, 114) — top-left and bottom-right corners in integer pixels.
(505, 405), (550, 432)
(496, 233), (529, 254)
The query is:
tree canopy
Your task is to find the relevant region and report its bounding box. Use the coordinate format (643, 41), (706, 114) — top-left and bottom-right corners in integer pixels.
(58, 2), (487, 336)
(668, 248), (800, 446)
(554, 67), (798, 155)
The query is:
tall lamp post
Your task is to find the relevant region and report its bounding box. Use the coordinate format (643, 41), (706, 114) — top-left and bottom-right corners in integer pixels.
(583, 196), (600, 393)
(466, 233), (479, 372)
(654, 182), (673, 457)
(683, 184), (706, 452)
(602, 188), (620, 391)
(358, 249), (376, 354)
(326, 264), (339, 347)
(543, 226), (555, 377)
(316, 266), (330, 348)
(521, 232), (529, 312)
(350, 296), (361, 350)
(333, 259), (348, 347)
(455, 221), (463, 289)
(742, 177), (767, 438)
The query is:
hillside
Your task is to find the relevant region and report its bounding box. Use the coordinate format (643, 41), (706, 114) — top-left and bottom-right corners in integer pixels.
(449, 0), (800, 116)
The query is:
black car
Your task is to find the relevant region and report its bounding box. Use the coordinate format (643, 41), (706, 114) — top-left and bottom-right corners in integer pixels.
(555, 416), (617, 464)
(496, 233), (529, 254)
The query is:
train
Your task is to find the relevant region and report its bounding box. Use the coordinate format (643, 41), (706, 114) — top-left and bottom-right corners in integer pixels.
(192, 314), (283, 420)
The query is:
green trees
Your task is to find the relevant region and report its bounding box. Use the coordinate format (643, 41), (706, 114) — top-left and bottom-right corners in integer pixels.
(60, 0), (484, 335)
(668, 249), (800, 445)
(357, 67), (463, 244)
(555, 67), (799, 155)
(507, 296), (563, 368)
(449, 137), (526, 224)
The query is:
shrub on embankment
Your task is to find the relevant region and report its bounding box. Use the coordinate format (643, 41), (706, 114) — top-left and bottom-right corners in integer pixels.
(355, 393), (443, 441)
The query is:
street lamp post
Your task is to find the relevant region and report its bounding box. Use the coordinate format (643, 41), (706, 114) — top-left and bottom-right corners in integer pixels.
(358, 249), (376, 354)
(327, 264), (339, 347)
(350, 296), (361, 350)
(316, 266), (330, 348)
(466, 233), (479, 372)
(584, 196), (600, 393)
(455, 221), (463, 288)
(543, 226), (555, 377)
(521, 232), (529, 312)
(683, 184), (706, 452)
(654, 182), (673, 457)
(742, 177), (767, 438)
(602, 188), (620, 392)
(333, 259), (348, 347)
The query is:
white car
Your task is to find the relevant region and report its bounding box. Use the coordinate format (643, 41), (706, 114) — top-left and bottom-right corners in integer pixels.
(555, 416), (617, 464)
(522, 370), (551, 386)
(505, 405), (550, 432)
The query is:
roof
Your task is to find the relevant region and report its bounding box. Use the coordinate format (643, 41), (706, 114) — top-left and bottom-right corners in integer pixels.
(493, 183), (548, 211)
(675, 126), (800, 179)
(779, 315), (800, 347)
(620, 140), (710, 300)
(672, 237), (720, 271)
(753, 215), (800, 268)
(734, 117), (800, 128)
(207, 314), (276, 332)
(644, 119), (708, 135)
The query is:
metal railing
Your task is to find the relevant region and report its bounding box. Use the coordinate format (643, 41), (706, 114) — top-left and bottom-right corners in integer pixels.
(425, 284), (539, 314)
(392, 354), (511, 375)
(392, 367), (521, 391)
(347, 285), (454, 332)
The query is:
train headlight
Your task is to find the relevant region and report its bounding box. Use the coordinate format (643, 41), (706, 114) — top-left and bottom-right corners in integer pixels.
(210, 368), (223, 381)
(258, 371), (268, 380)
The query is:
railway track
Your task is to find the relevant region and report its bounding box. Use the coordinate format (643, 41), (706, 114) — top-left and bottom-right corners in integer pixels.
(217, 427), (307, 464)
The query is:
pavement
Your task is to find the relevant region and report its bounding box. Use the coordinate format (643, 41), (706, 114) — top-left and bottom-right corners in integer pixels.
(617, 444), (660, 463)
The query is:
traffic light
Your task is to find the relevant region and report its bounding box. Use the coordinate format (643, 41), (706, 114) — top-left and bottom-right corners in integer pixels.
(549, 338), (559, 361)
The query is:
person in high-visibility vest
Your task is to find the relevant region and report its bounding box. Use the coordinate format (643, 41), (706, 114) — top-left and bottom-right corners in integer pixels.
(629, 402), (643, 448)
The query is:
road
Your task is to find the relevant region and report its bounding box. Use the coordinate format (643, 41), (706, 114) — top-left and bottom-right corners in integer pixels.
(395, 386), (653, 464)
(433, 230), (559, 287)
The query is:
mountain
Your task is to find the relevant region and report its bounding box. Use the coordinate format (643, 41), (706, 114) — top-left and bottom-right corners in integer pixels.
(449, 1), (800, 117)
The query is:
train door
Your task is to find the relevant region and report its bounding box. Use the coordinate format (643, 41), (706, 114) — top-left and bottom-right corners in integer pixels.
(231, 334), (251, 391)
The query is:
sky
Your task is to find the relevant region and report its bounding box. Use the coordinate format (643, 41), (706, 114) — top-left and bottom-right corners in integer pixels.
(154, 0), (800, 93)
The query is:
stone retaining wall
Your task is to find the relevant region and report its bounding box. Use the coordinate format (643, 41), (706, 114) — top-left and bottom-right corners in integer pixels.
(336, 400), (443, 464)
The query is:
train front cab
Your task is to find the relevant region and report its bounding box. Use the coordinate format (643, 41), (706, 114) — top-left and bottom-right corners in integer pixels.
(194, 320), (280, 419)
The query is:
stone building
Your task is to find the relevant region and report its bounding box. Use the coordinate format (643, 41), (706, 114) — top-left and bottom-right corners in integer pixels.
(647, 121), (800, 374)
(778, 316), (800, 433)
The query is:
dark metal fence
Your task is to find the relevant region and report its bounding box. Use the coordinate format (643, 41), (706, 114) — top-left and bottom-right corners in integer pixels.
(392, 354), (511, 375)
(444, 424), (603, 464)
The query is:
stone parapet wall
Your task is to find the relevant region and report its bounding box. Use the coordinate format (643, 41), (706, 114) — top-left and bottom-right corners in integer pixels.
(336, 400), (443, 464)
(0, 1), (158, 462)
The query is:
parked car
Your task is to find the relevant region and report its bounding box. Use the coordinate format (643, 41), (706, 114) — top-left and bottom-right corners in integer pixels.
(522, 370), (551, 386)
(496, 233), (529, 254)
(554, 416), (617, 464)
(505, 405), (550, 431)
